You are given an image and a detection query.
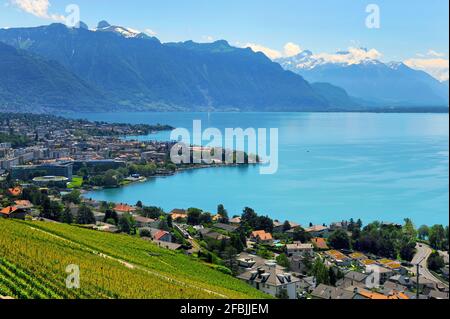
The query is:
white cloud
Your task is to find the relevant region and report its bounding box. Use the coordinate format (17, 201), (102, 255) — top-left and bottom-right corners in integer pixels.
(427, 50), (445, 58)
(10, 0), (64, 21)
(314, 47), (383, 65)
(145, 28), (157, 37)
(242, 42), (303, 59)
(404, 58), (449, 81)
(244, 43), (283, 59)
(283, 42), (302, 57)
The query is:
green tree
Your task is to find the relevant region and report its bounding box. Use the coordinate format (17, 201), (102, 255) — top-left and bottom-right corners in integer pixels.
(139, 228), (152, 238)
(429, 225), (446, 250)
(61, 207), (73, 224)
(418, 225), (430, 241)
(103, 209), (118, 225)
(403, 218), (417, 240)
(187, 208), (203, 225)
(217, 204), (229, 223)
(141, 206), (164, 219)
(292, 227), (312, 243)
(62, 190), (81, 204)
(276, 253), (290, 270)
(119, 213), (135, 234)
(282, 221), (291, 232)
(312, 258), (330, 285)
(76, 204), (95, 225)
(328, 229), (351, 250)
(427, 252), (445, 271)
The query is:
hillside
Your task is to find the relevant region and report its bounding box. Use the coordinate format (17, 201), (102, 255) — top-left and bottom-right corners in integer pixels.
(0, 42), (110, 113)
(0, 23), (328, 112)
(0, 219), (268, 299)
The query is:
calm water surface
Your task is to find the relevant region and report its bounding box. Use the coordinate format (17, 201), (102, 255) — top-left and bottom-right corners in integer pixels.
(66, 112), (449, 226)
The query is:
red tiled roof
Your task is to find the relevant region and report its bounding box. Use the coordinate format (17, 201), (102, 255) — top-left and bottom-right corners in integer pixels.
(8, 187), (22, 197)
(251, 230), (273, 241)
(154, 230), (169, 241)
(311, 237), (329, 250)
(14, 200), (33, 208)
(114, 203), (135, 213)
(0, 206), (19, 215)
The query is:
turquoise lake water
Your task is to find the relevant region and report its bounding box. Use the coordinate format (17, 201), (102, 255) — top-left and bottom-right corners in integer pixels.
(67, 112), (449, 226)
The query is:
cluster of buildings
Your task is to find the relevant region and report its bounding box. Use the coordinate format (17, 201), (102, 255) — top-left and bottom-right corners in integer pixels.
(0, 115), (176, 183)
(220, 219), (448, 300)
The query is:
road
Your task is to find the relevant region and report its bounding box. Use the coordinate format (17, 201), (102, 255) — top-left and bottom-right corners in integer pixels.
(410, 243), (448, 288)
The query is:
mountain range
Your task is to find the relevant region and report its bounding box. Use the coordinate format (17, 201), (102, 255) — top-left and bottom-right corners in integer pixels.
(0, 22), (448, 113)
(0, 22), (338, 113)
(0, 41), (109, 112)
(277, 50), (449, 107)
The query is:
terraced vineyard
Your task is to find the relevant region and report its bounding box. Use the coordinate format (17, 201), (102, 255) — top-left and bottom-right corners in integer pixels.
(0, 219), (269, 299)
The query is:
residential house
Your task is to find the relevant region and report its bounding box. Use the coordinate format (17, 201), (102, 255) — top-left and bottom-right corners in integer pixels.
(311, 237), (329, 250)
(0, 206), (27, 219)
(365, 264), (394, 285)
(134, 215), (158, 228)
(353, 287), (409, 300)
(337, 271), (369, 289)
(229, 217), (241, 225)
(330, 221), (349, 231)
(170, 209), (188, 221)
(7, 187), (22, 197)
(286, 242), (314, 257)
(214, 223), (239, 233)
(14, 200), (34, 210)
(153, 230), (172, 243)
(114, 203), (136, 215)
(199, 228), (230, 241)
(304, 225), (329, 238)
(387, 275), (413, 288)
(237, 261), (300, 299)
(273, 220), (300, 233)
(250, 230), (273, 245)
(348, 252), (368, 261)
(325, 250), (352, 266)
(237, 257), (257, 269)
(311, 284), (356, 299)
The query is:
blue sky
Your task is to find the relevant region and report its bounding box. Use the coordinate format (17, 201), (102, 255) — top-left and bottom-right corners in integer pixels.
(1, 0), (449, 80)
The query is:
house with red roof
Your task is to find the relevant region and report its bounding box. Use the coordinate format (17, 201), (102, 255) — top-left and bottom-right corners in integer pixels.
(7, 187), (22, 197)
(114, 203), (136, 215)
(153, 230), (172, 243)
(0, 206), (26, 219)
(311, 237), (329, 250)
(250, 230), (273, 244)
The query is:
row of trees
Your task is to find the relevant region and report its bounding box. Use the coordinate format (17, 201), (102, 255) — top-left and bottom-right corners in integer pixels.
(325, 218), (449, 261)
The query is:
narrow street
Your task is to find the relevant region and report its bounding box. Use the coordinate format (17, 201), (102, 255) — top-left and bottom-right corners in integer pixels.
(410, 243), (448, 288)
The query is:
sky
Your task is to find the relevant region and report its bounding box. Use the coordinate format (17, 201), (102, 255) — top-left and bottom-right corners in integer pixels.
(1, 0), (449, 80)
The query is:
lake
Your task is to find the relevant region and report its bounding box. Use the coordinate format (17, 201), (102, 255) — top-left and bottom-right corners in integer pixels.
(66, 112), (449, 226)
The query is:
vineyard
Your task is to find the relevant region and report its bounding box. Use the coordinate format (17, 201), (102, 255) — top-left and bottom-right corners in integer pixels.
(0, 219), (269, 299)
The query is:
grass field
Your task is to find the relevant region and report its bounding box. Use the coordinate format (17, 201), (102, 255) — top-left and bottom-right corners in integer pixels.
(67, 176), (83, 189)
(0, 219), (269, 299)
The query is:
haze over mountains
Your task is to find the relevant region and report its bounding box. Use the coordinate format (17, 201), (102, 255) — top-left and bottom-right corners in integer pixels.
(0, 22), (448, 113)
(277, 49), (449, 107)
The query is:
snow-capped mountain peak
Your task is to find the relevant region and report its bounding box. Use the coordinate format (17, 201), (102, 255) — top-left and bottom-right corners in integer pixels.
(95, 20), (148, 39)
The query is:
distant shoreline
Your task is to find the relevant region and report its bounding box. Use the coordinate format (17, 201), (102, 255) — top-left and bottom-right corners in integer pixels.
(53, 107), (450, 116)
